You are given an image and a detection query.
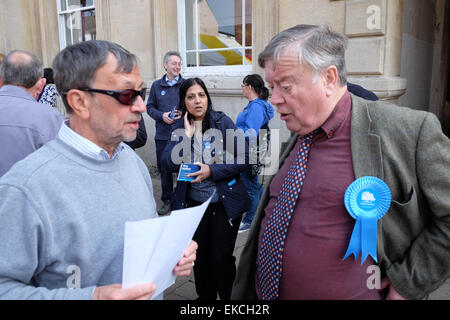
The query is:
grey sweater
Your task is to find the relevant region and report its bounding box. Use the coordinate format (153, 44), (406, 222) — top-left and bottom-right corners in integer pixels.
(0, 137), (157, 299)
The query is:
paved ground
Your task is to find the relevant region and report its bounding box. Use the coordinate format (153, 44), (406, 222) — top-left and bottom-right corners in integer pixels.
(149, 172), (248, 300)
(163, 228), (249, 300)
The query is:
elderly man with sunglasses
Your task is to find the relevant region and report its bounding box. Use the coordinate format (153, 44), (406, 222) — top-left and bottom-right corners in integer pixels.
(0, 40), (197, 300)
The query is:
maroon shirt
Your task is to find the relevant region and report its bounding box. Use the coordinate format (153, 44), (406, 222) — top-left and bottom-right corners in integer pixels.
(256, 91), (381, 299)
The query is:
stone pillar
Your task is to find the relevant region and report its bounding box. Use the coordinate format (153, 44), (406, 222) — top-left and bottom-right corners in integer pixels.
(253, 0), (279, 75)
(151, 0), (179, 79)
(344, 0), (407, 102)
(37, 0), (60, 67)
(28, 1), (43, 62)
(95, 0), (112, 41)
(96, 0), (155, 82)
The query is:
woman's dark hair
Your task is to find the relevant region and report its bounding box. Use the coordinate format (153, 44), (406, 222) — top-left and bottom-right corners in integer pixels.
(178, 77), (214, 133)
(43, 68), (54, 84)
(243, 74), (269, 101)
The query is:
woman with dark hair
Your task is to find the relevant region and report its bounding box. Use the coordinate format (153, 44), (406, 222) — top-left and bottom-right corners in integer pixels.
(161, 77), (250, 300)
(236, 74), (274, 233)
(38, 68), (59, 108)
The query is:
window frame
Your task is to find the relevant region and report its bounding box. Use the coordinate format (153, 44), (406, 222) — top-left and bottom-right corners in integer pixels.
(177, 0), (253, 76)
(56, 0), (96, 50)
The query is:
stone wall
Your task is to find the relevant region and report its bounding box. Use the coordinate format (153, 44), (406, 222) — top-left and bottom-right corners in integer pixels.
(278, 0), (407, 103)
(1, 0), (447, 167)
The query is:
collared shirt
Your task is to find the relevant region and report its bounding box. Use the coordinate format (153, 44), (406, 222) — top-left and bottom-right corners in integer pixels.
(58, 120), (125, 161)
(256, 90), (381, 300)
(165, 75), (179, 87)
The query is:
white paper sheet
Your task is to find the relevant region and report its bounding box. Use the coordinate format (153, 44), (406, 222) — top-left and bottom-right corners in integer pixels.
(122, 194), (212, 298)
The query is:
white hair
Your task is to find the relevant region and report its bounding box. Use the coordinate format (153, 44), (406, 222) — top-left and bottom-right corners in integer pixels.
(258, 24), (348, 86)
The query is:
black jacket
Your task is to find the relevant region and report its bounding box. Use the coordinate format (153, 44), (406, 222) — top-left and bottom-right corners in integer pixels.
(161, 110), (251, 221)
(146, 75), (185, 140)
(124, 118), (147, 150)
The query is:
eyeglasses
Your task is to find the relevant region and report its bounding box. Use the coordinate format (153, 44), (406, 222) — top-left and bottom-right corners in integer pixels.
(240, 83), (249, 88)
(78, 87), (147, 105)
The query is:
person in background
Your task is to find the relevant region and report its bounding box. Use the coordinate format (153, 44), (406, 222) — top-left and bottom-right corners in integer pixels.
(162, 77), (250, 300)
(147, 51), (184, 215)
(38, 67), (59, 108)
(347, 82), (378, 101)
(124, 117), (147, 150)
(236, 74), (274, 233)
(0, 50), (64, 177)
(232, 24), (450, 300)
(0, 40), (197, 300)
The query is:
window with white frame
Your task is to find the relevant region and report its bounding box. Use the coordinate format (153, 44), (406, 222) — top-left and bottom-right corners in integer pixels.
(178, 0), (252, 75)
(57, 0), (96, 49)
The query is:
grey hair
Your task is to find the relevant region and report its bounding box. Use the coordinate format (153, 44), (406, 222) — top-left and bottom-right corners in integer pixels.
(163, 51), (181, 64)
(52, 40), (138, 114)
(258, 24), (348, 86)
(0, 50), (43, 88)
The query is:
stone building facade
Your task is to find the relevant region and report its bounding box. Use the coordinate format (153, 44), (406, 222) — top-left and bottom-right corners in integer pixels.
(0, 0), (448, 168)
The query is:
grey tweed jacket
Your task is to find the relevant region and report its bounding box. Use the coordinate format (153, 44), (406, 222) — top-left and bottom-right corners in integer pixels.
(231, 94), (450, 300)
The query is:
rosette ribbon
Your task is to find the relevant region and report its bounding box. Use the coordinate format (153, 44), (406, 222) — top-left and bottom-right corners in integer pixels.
(343, 176), (391, 265)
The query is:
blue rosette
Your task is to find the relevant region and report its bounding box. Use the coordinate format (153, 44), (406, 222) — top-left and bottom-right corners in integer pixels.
(343, 176), (391, 264)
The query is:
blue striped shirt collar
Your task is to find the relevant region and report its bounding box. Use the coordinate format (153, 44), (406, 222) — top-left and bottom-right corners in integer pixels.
(165, 75), (179, 87)
(58, 121), (125, 161)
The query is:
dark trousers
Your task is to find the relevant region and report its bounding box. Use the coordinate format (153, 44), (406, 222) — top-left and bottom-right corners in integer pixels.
(188, 198), (242, 300)
(155, 139), (173, 202)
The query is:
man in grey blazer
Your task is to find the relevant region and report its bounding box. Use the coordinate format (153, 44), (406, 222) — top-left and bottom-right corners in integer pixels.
(232, 25), (450, 300)
(0, 50), (64, 177)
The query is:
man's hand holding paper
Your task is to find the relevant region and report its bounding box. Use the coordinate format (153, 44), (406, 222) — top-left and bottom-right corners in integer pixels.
(122, 195), (212, 298)
(173, 240), (198, 276)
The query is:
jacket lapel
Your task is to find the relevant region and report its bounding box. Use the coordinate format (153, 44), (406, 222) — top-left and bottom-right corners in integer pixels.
(350, 94), (384, 181)
(274, 94), (384, 180)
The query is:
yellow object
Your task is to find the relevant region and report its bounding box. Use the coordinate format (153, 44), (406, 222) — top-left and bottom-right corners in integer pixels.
(199, 34), (251, 65)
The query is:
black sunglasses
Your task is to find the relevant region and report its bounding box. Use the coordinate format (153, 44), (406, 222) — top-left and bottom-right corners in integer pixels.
(78, 87), (147, 105)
